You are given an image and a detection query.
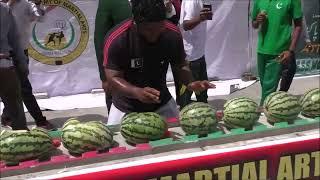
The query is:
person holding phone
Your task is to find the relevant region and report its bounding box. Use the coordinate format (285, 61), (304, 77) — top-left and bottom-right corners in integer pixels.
(251, 0), (303, 107)
(178, 0), (213, 109)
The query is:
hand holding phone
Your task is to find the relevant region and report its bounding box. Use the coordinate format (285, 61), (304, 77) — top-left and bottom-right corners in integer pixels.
(201, 4), (213, 20)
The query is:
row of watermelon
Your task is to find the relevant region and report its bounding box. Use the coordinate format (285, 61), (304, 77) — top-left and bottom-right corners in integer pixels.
(182, 88), (319, 134)
(123, 88), (319, 142)
(0, 119), (115, 165)
(0, 88), (319, 164)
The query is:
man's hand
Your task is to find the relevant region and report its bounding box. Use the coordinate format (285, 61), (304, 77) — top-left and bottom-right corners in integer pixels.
(278, 50), (293, 65)
(133, 87), (161, 104)
(187, 81), (216, 92)
(256, 12), (267, 24)
(200, 8), (213, 21)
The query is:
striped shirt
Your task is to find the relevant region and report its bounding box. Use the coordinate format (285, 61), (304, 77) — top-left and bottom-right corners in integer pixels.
(103, 19), (186, 112)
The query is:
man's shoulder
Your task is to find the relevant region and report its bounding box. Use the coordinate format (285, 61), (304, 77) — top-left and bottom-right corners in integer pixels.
(104, 19), (133, 43)
(103, 19), (133, 57)
(163, 21), (182, 39)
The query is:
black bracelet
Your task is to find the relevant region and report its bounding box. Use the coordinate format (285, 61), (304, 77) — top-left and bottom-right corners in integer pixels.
(289, 50), (295, 55)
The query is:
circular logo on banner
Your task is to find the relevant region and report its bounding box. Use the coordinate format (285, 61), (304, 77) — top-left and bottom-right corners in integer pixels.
(29, 0), (89, 65)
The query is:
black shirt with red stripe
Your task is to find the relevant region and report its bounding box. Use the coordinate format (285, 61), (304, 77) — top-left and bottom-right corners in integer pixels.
(103, 19), (186, 113)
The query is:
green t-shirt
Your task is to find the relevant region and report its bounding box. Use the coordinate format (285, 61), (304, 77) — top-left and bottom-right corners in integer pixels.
(94, 0), (132, 81)
(251, 0), (303, 55)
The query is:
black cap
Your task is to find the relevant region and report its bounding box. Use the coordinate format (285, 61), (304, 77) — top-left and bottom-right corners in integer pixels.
(131, 0), (166, 24)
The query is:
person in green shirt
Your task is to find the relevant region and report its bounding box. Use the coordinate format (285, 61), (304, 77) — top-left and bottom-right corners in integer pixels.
(94, 0), (132, 112)
(251, 0), (303, 106)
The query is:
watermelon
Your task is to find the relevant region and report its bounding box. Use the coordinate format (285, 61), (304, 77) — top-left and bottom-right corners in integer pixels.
(222, 97), (260, 129)
(120, 112), (167, 144)
(61, 118), (113, 154)
(0, 127), (54, 164)
(180, 102), (217, 135)
(300, 88), (320, 118)
(263, 91), (301, 123)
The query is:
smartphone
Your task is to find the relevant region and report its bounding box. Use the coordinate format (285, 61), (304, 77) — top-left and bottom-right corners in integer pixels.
(203, 4), (212, 20)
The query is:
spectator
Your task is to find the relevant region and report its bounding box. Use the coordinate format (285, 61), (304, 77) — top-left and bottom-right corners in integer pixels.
(94, 0), (132, 113)
(104, 0), (215, 125)
(251, 0), (303, 106)
(1, 0), (55, 130)
(178, 0), (213, 109)
(0, 2), (29, 130)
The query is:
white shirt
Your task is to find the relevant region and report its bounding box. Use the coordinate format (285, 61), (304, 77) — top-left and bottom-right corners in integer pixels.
(9, 0), (45, 50)
(180, 0), (207, 61)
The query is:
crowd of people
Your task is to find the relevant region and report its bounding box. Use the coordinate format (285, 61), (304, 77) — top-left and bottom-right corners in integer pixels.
(0, 0), (303, 130)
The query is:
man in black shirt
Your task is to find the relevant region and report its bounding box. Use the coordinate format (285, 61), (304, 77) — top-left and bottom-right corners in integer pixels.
(104, 0), (215, 125)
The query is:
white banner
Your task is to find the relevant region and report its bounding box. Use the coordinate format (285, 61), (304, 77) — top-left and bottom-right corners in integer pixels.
(29, 0), (253, 97)
(29, 0), (100, 97)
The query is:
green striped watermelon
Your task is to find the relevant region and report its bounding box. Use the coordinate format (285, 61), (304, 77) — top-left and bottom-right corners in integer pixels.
(263, 91), (301, 123)
(0, 127), (54, 164)
(61, 118), (113, 154)
(120, 112), (167, 144)
(180, 102), (217, 135)
(300, 88), (320, 118)
(222, 97), (260, 129)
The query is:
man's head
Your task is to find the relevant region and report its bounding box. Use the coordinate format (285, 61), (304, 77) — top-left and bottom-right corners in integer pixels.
(131, 0), (166, 43)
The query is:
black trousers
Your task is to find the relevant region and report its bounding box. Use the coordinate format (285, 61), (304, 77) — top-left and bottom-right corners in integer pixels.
(105, 92), (112, 113)
(0, 67), (28, 130)
(178, 56), (209, 109)
(2, 50), (46, 125)
(280, 55), (296, 92)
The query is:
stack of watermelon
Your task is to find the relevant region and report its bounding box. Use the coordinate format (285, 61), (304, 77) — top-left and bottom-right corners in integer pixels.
(300, 88), (320, 118)
(0, 128), (54, 165)
(120, 112), (167, 144)
(179, 102), (217, 135)
(61, 118), (113, 155)
(222, 97), (260, 129)
(263, 91), (301, 124)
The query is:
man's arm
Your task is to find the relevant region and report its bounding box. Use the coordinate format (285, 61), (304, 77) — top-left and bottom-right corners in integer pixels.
(289, 18), (303, 51)
(7, 8), (29, 75)
(170, 31), (214, 92)
(105, 69), (161, 104)
(251, 0), (261, 29)
(289, 0), (303, 51)
(105, 69), (138, 99)
(28, 0), (46, 22)
(182, 1), (211, 31)
(94, 0), (113, 82)
(103, 36), (160, 104)
(171, 61), (193, 88)
(279, 0), (303, 63)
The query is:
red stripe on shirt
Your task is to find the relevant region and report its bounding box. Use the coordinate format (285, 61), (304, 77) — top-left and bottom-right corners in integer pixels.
(164, 21), (181, 34)
(103, 20), (133, 66)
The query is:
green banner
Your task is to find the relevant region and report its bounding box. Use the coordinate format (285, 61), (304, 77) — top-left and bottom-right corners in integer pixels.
(296, 0), (320, 76)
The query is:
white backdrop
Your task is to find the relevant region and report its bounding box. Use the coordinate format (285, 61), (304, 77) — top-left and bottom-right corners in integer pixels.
(29, 0), (254, 97)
